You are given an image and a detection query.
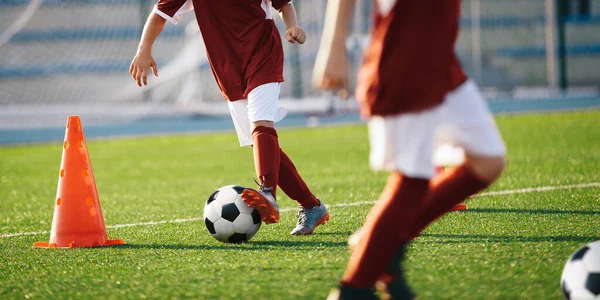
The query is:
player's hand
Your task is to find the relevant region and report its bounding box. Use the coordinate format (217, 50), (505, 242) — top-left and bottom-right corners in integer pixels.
(284, 26), (306, 44)
(312, 43), (349, 99)
(129, 50), (158, 87)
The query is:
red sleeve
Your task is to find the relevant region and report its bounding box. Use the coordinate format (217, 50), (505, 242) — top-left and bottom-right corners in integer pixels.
(271, 0), (292, 11)
(155, 0), (188, 18)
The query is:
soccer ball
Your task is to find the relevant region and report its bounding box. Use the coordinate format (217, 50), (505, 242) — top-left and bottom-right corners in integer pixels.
(203, 185), (262, 243)
(561, 241), (600, 299)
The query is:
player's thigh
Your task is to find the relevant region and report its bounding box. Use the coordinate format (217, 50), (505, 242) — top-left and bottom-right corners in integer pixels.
(247, 82), (287, 123)
(228, 99), (253, 147)
(438, 80), (506, 158)
(368, 108), (440, 179)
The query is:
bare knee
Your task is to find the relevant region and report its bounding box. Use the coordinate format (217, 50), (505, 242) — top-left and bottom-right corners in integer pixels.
(252, 120), (274, 130)
(465, 154), (506, 183)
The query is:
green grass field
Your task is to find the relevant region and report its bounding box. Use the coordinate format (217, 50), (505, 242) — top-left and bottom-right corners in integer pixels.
(1, 110), (599, 299)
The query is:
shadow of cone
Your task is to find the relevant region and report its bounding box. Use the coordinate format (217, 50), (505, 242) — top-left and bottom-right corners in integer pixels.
(434, 166), (468, 211)
(33, 116), (125, 248)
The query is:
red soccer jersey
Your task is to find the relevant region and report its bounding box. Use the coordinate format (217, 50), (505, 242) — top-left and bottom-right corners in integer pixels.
(356, 0), (468, 117)
(154, 0), (290, 101)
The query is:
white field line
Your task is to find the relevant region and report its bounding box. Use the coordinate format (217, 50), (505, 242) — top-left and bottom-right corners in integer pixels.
(476, 182), (600, 197)
(2, 182), (599, 239)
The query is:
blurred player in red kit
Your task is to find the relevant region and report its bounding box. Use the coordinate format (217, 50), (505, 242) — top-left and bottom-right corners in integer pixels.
(313, 0), (506, 298)
(130, 0), (329, 235)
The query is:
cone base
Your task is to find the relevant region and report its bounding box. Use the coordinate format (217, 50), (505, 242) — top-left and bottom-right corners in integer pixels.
(33, 239), (125, 249)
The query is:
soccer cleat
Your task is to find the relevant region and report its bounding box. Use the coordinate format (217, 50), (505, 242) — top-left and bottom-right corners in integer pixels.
(290, 199), (329, 235)
(451, 203), (468, 211)
(347, 232), (417, 299)
(326, 285), (379, 300)
(375, 276), (416, 300)
(241, 186), (280, 224)
(347, 228), (363, 250)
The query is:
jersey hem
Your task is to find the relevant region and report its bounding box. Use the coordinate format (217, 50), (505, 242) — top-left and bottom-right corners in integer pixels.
(361, 77), (469, 118)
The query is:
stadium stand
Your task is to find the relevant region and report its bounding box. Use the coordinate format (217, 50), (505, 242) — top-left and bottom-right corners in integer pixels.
(0, 0), (598, 127)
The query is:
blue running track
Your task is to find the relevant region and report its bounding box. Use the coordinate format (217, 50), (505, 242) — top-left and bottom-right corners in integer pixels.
(0, 96), (598, 145)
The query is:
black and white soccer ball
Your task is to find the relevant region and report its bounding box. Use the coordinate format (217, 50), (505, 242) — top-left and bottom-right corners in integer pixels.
(561, 241), (600, 299)
(203, 185), (262, 243)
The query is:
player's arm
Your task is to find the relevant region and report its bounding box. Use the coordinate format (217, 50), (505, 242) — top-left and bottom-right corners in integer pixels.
(278, 3), (306, 44)
(312, 0), (356, 91)
(130, 13), (165, 87)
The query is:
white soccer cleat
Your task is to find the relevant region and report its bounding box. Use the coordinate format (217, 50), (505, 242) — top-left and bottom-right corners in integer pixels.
(290, 199), (329, 235)
(347, 227), (364, 250)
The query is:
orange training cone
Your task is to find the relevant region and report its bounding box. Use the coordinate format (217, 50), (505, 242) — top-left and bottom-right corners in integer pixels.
(435, 165), (468, 211)
(33, 116), (125, 248)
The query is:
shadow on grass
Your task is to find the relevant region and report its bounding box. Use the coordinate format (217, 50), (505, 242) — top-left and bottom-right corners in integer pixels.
(242, 240), (347, 247)
(460, 208), (600, 215)
(117, 243), (251, 250)
(117, 240), (347, 251)
(311, 231), (354, 236)
(419, 233), (599, 244)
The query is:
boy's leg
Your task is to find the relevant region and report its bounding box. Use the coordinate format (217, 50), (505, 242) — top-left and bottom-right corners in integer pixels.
(410, 161), (495, 236)
(411, 79), (506, 236)
(228, 82), (327, 228)
(341, 172), (428, 290)
(278, 149), (320, 209)
(338, 109), (439, 299)
(240, 124), (281, 224)
(227, 83), (285, 224)
(432, 147), (468, 211)
(251, 124), (280, 198)
(279, 149), (329, 235)
(345, 81), (506, 298)
(377, 244), (414, 300)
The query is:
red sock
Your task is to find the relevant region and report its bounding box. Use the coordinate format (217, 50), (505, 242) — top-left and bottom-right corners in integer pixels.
(252, 126), (280, 198)
(278, 149), (319, 209)
(411, 165), (491, 236)
(341, 173), (429, 288)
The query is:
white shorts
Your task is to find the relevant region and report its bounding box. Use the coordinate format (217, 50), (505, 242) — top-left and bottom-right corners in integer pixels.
(368, 79), (506, 179)
(228, 82), (288, 147)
